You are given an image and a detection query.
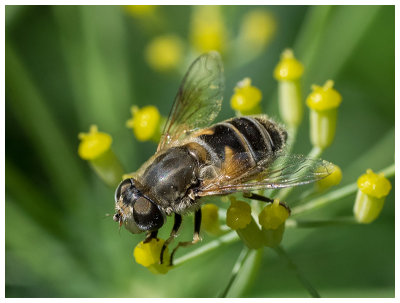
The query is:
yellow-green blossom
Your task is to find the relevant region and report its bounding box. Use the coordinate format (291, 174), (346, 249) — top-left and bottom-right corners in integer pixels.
(126, 105), (164, 142)
(226, 198), (264, 249)
(201, 203), (222, 235)
(316, 164), (342, 191)
(230, 78), (262, 115)
(226, 198), (252, 230)
(78, 125), (112, 160)
(145, 35), (184, 71)
(190, 6), (227, 53)
(124, 5), (156, 17)
(274, 49), (304, 81)
(258, 199), (289, 230)
(274, 49), (304, 127)
(133, 238), (170, 274)
(354, 169), (392, 224)
(306, 80), (342, 149)
(78, 125), (124, 187)
(239, 10), (276, 52)
(258, 199), (290, 247)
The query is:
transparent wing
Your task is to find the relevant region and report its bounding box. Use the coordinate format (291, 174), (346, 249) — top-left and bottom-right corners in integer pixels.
(198, 153), (335, 196)
(157, 51), (224, 152)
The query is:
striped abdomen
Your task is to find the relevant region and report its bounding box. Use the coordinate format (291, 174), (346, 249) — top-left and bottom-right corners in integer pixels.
(191, 116), (287, 180)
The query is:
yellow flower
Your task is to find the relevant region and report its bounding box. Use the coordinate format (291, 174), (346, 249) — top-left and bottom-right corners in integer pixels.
(230, 78), (262, 115)
(239, 10), (276, 51)
(354, 169), (392, 224)
(201, 204), (222, 235)
(306, 80), (342, 149)
(126, 105), (163, 142)
(274, 49), (304, 127)
(145, 35), (184, 72)
(274, 49), (304, 81)
(258, 199), (290, 248)
(78, 125), (112, 160)
(78, 125), (124, 187)
(133, 238), (170, 274)
(316, 164), (342, 191)
(258, 199), (289, 230)
(226, 198), (264, 249)
(190, 6), (227, 53)
(124, 5), (156, 17)
(226, 198), (252, 230)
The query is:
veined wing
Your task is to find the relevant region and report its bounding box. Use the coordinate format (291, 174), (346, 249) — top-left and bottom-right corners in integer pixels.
(197, 153), (334, 196)
(157, 51), (224, 152)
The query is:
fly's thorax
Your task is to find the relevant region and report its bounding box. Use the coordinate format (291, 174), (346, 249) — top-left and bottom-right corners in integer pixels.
(141, 146), (201, 211)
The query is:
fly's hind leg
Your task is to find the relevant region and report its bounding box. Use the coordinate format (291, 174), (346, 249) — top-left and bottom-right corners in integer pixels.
(243, 192), (291, 214)
(159, 213), (182, 264)
(169, 208), (202, 266)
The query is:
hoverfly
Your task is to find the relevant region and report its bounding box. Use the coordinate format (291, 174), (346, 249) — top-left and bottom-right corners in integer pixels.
(114, 51), (332, 265)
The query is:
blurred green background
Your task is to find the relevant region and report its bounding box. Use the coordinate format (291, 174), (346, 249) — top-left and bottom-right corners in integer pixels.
(5, 5), (394, 298)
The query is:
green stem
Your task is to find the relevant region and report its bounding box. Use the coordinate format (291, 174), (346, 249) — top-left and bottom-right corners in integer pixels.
(274, 246), (320, 298)
(292, 163), (395, 216)
(173, 231), (239, 267)
(286, 217), (357, 228)
(222, 248), (264, 298)
(219, 246), (251, 297)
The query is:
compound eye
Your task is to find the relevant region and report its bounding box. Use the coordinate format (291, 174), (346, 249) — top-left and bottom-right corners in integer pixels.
(115, 178), (133, 202)
(132, 196), (166, 231)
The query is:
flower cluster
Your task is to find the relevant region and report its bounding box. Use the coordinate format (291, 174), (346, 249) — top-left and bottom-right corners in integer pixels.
(125, 6), (277, 73)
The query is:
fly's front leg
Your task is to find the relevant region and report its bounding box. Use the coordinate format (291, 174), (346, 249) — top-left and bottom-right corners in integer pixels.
(244, 192), (291, 214)
(169, 208), (202, 266)
(160, 213), (182, 264)
(143, 230), (158, 243)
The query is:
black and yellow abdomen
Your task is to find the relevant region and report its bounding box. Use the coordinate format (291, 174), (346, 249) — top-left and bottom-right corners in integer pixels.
(192, 116), (287, 177)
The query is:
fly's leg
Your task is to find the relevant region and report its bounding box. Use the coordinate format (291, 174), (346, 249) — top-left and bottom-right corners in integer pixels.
(160, 213), (182, 264)
(243, 192), (291, 214)
(169, 208), (202, 266)
(143, 230), (158, 243)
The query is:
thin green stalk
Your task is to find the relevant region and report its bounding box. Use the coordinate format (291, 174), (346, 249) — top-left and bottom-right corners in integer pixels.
(292, 163), (395, 216)
(222, 248), (264, 298)
(219, 246), (251, 297)
(286, 217), (357, 228)
(173, 231), (239, 267)
(274, 245), (320, 298)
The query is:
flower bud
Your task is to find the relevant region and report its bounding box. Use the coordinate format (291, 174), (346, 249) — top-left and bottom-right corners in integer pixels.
(316, 164), (342, 192)
(306, 80), (342, 149)
(226, 198), (264, 249)
(230, 78), (262, 115)
(145, 35), (184, 72)
(274, 49), (304, 127)
(238, 10), (276, 53)
(201, 203), (222, 236)
(190, 6), (227, 53)
(133, 238), (170, 274)
(78, 125), (124, 187)
(354, 169), (392, 224)
(258, 199), (290, 247)
(126, 105), (165, 143)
